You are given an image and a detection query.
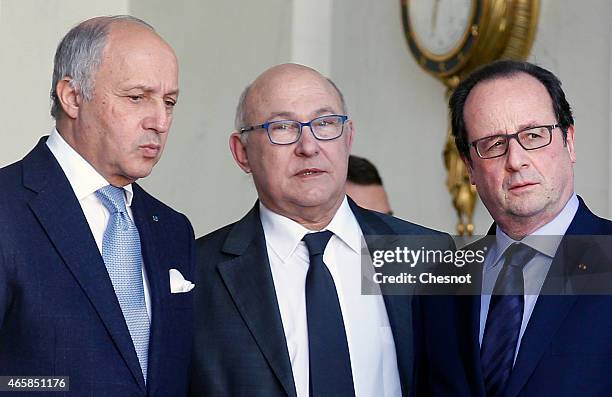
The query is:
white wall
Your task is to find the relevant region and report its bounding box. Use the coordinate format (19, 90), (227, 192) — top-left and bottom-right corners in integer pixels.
(2, 0), (611, 237)
(0, 0), (128, 166)
(529, 0), (612, 219)
(330, 0), (456, 233)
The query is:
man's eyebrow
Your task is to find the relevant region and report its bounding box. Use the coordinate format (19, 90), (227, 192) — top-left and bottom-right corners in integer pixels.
(121, 85), (179, 96)
(483, 121), (541, 137)
(267, 107), (340, 121)
(516, 121), (541, 131)
(312, 106), (338, 116)
(122, 84), (154, 92)
(268, 111), (295, 120)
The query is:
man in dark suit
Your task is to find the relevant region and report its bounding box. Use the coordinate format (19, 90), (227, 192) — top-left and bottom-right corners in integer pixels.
(417, 60), (612, 396)
(0, 16), (195, 396)
(191, 63), (451, 397)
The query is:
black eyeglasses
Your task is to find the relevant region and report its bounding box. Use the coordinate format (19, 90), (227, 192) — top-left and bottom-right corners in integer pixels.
(469, 124), (559, 159)
(239, 115), (348, 145)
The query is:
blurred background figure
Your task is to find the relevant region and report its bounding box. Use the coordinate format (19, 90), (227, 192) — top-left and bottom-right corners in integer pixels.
(346, 154), (393, 215)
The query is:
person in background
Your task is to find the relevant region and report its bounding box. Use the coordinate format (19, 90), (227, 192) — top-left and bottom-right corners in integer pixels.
(346, 154), (393, 215)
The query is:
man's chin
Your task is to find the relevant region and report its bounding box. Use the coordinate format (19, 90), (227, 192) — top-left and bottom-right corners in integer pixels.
(506, 200), (549, 219)
(123, 167), (155, 183)
(291, 191), (343, 210)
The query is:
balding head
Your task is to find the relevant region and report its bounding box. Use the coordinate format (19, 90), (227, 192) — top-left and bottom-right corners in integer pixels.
(228, 63), (354, 230)
(235, 63), (346, 130)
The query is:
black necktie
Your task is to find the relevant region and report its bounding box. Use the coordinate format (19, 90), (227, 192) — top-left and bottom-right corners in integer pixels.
(302, 231), (355, 397)
(481, 243), (537, 397)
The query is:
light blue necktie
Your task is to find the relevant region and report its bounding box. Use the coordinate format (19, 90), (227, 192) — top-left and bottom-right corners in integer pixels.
(96, 185), (150, 382)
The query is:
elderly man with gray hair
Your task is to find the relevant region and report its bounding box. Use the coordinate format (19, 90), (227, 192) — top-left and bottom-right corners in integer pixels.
(0, 16), (195, 396)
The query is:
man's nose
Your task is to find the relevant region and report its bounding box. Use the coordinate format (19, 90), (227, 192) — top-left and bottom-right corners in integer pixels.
(144, 101), (172, 133)
(295, 124), (320, 156)
(505, 137), (530, 171)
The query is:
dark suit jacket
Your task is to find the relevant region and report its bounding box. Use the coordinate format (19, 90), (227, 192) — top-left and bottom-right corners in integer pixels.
(190, 199), (453, 397)
(416, 197), (612, 397)
(0, 138), (196, 396)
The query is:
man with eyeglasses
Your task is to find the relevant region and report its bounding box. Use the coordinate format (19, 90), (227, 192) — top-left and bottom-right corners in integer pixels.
(416, 60), (612, 396)
(190, 63), (451, 397)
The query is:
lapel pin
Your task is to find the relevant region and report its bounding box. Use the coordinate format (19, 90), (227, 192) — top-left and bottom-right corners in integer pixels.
(152, 215), (159, 222)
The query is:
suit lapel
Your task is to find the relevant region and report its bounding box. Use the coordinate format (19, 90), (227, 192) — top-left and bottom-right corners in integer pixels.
(503, 296), (578, 397)
(503, 198), (601, 397)
(217, 204), (297, 397)
(23, 139), (146, 390)
(451, 234), (489, 397)
(466, 293), (486, 396)
(382, 293), (413, 395)
(465, 245), (486, 397)
(130, 184), (166, 393)
(348, 200), (414, 395)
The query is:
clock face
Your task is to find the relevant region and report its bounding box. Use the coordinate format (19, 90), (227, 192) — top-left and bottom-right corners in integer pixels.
(408, 0), (474, 58)
(402, 0), (481, 76)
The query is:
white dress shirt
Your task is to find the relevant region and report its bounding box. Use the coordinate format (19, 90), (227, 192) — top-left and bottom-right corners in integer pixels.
(479, 193), (579, 363)
(46, 129), (151, 318)
(260, 197), (402, 397)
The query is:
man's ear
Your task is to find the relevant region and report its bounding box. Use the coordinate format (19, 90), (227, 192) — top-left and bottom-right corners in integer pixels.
(55, 78), (81, 119)
(565, 125), (576, 163)
(461, 154), (476, 185)
(345, 119), (355, 151)
(229, 132), (251, 173)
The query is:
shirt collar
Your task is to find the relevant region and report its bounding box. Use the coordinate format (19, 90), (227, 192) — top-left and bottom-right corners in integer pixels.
(259, 196), (362, 262)
(489, 193), (579, 268)
(325, 197), (362, 254)
(46, 129), (133, 206)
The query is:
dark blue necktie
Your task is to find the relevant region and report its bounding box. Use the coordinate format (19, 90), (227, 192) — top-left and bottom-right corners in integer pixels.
(481, 243), (537, 397)
(303, 231), (355, 397)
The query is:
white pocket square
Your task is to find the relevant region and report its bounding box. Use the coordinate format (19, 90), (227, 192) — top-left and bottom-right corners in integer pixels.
(169, 268), (195, 293)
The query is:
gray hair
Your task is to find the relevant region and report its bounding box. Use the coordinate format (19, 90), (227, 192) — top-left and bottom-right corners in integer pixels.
(234, 76), (348, 131)
(50, 15), (154, 119)
(234, 84), (252, 131)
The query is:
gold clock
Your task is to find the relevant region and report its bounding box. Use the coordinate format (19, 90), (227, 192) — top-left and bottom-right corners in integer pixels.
(401, 0), (540, 234)
(401, 0), (539, 89)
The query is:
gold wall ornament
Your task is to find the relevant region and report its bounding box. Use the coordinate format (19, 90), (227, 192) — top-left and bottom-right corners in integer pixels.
(444, 124), (477, 235)
(401, 0), (539, 234)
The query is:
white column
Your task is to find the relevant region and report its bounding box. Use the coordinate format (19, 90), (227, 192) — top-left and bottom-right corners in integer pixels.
(290, 0), (332, 76)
